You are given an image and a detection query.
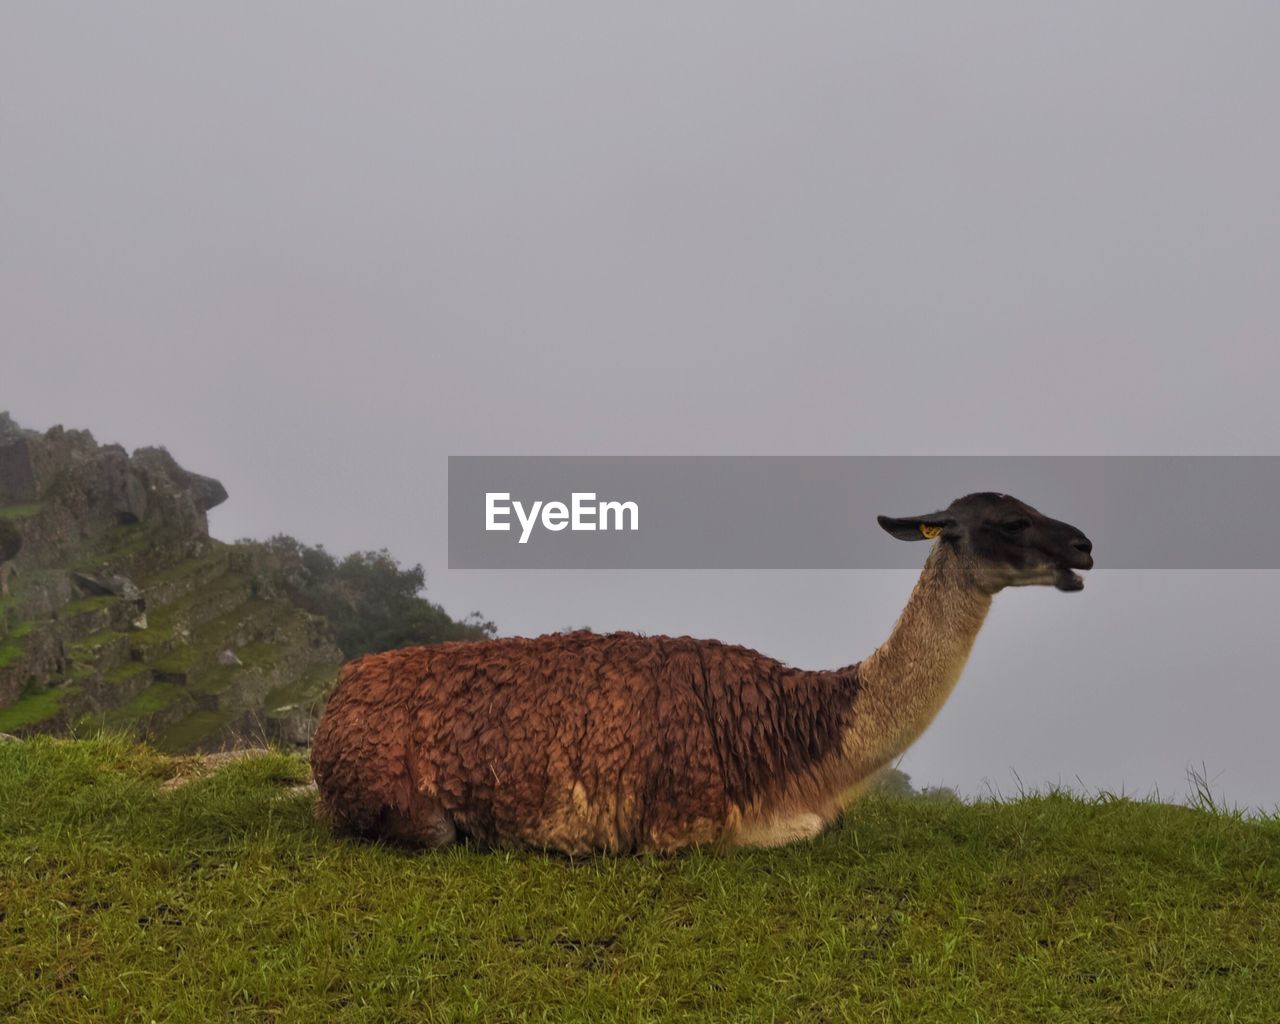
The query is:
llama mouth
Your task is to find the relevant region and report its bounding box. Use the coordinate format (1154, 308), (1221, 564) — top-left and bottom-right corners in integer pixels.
(1054, 568), (1086, 592)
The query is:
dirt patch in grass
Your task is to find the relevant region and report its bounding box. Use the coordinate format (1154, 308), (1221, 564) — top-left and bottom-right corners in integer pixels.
(160, 746), (307, 790)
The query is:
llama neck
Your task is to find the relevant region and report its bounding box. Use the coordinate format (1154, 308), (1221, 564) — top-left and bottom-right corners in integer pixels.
(843, 543), (992, 781)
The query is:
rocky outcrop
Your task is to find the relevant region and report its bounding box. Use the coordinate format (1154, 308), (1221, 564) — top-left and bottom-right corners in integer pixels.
(0, 414), (340, 753)
(0, 422), (231, 572)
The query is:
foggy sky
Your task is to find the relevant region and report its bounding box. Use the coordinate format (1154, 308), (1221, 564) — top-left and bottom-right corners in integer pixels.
(4, 4), (1279, 809)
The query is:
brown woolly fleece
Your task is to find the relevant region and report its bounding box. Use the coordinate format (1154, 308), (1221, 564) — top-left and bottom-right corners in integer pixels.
(310, 630), (864, 854)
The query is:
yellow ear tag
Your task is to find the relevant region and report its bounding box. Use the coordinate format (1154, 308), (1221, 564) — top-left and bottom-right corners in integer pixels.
(919, 523), (943, 539)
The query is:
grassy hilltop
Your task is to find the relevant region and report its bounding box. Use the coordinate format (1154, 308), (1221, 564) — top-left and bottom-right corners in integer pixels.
(2, 736), (1278, 1023)
(0, 415), (489, 753)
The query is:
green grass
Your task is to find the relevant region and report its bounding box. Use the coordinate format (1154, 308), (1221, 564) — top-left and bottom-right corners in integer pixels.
(73, 627), (128, 651)
(65, 629), (131, 669)
(138, 545), (228, 587)
(0, 621), (35, 667)
(72, 522), (166, 573)
(151, 708), (239, 753)
(266, 661), (337, 713)
(0, 503), (42, 521)
(104, 661), (151, 685)
(137, 597), (294, 691)
(149, 644), (199, 677)
(111, 681), (184, 718)
(1, 737), (1278, 1022)
(1, 571), (60, 620)
(75, 682), (188, 737)
(235, 637), (288, 670)
(0, 641), (21, 668)
(60, 594), (119, 617)
(130, 573), (255, 659)
(0, 686), (68, 732)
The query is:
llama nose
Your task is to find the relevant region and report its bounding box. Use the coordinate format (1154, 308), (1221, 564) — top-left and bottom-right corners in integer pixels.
(1071, 534), (1094, 569)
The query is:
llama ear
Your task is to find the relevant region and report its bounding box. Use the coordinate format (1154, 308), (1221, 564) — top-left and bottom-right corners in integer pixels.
(877, 513), (956, 542)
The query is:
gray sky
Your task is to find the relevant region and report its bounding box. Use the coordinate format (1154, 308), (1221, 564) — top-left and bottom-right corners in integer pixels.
(5, 3), (1279, 809)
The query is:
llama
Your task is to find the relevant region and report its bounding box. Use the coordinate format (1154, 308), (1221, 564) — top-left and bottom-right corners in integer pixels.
(310, 492), (1093, 854)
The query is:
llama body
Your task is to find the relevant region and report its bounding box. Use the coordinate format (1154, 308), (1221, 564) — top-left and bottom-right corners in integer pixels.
(311, 492), (1091, 854)
(313, 544), (993, 853)
(313, 631), (858, 853)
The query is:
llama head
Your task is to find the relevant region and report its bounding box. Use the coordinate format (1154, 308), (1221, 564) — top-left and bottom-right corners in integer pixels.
(877, 492), (1093, 593)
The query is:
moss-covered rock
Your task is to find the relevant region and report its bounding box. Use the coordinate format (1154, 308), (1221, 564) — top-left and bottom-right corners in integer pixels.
(0, 417), (343, 752)
(1, 413), (489, 753)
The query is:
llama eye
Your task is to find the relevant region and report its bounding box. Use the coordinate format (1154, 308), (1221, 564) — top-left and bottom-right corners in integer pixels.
(999, 519), (1030, 534)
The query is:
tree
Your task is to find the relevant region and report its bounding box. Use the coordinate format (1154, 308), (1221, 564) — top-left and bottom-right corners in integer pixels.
(259, 535), (495, 659)
(873, 767), (916, 797)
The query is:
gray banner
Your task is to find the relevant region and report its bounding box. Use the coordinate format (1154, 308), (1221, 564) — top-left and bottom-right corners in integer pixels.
(448, 456), (1280, 570)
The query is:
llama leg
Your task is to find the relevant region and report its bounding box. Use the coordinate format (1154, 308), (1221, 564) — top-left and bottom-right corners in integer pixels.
(382, 798), (458, 848)
(734, 810), (827, 849)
